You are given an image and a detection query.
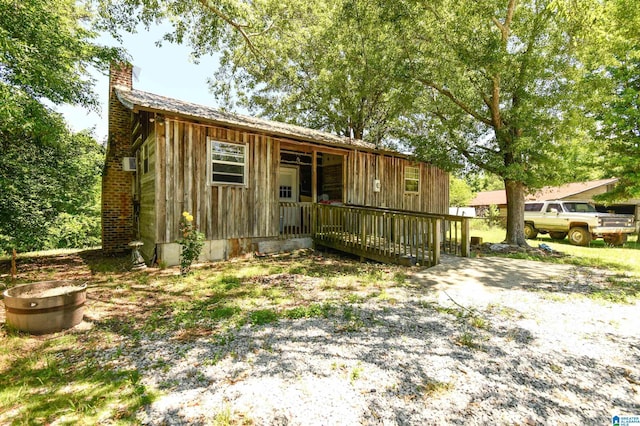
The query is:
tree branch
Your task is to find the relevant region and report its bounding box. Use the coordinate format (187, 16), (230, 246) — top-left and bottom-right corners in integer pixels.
(419, 79), (492, 126)
(488, 1), (518, 133)
(492, 0), (517, 43)
(198, 0), (260, 56)
(490, 74), (502, 128)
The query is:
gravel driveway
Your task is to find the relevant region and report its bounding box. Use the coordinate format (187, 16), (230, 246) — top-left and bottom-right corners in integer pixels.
(107, 256), (639, 425)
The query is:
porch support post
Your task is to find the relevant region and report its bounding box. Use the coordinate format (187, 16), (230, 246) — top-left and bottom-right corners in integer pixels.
(312, 149), (318, 236)
(312, 149), (317, 203)
(461, 217), (470, 257)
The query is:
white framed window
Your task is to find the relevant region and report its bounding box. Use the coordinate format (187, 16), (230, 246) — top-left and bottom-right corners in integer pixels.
(404, 166), (420, 193)
(209, 139), (248, 185)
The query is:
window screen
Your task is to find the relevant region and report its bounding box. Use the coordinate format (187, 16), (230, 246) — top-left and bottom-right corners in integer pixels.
(210, 140), (247, 185)
(405, 166), (420, 193)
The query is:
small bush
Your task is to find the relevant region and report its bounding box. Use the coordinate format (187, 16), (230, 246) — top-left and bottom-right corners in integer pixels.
(177, 211), (204, 275)
(47, 212), (101, 249)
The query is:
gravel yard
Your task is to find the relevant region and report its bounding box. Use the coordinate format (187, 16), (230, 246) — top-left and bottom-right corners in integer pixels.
(89, 256), (640, 425)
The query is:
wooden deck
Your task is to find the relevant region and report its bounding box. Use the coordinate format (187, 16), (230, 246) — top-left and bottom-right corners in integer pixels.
(279, 202), (470, 267)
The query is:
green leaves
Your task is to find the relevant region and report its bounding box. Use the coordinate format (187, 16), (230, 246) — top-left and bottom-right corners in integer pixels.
(0, 87), (105, 253)
(0, 0), (121, 108)
(591, 0), (640, 201)
(0, 0), (121, 253)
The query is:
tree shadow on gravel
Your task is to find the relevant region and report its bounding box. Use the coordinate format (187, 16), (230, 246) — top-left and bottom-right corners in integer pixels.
(127, 299), (640, 425)
(2, 250), (638, 425)
(415, 256), (640, 304)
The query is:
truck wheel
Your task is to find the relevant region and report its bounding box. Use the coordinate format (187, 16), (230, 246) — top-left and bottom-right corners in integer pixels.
(604, 234), (627, 246)
(524, 223), (538, 239)
(549, 232), (567, 240)
(568, 227), (591, 246)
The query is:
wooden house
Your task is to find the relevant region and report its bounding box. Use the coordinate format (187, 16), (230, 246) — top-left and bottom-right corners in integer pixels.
(102, 63), (455, 266)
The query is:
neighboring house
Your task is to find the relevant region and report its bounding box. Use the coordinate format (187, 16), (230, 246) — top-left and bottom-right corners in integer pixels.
(468, 190), (507, 220)
(469, 178), (640, 223)
(102, 63), (450, 265)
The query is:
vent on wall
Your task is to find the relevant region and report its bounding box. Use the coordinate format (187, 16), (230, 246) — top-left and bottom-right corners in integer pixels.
(122, 157), (136, 171)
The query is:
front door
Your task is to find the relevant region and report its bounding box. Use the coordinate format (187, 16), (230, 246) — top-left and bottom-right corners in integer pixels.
(278, 166), (300, 229)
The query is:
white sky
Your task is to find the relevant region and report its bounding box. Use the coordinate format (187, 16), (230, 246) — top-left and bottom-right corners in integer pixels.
(56, 23), (222, 143)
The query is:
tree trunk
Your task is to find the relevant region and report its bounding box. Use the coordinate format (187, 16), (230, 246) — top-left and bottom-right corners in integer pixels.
(503, 179), (528, 246)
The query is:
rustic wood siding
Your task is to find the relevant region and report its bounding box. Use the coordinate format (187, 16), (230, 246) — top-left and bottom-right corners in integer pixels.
(155, 120), (279, 243)
(346, 151), (448, 214)
(138, 130), (156, 259)
(149, 117), (447, 246)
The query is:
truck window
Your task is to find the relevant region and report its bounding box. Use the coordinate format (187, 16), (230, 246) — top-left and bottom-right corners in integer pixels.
(546, 203), (562, 213)
(563, 202), (597, 213)
(525, 203), (544, 212)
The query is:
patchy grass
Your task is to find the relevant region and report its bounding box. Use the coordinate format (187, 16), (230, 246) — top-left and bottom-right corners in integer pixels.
(472, 227), (640, 276)
(0, 249), (416, 424)
(0, 331), (155, 425)
(350, 362), (364, 382)
(455, 331), (479, 349)
(587, 276), (640, 304)
(419, 378), (455, 397)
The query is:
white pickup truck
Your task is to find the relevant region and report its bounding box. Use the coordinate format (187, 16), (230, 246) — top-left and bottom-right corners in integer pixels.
(524, 200), (635, 246)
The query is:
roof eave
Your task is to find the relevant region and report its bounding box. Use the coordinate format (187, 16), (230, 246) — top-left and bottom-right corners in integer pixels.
(117, 91), (406, 157)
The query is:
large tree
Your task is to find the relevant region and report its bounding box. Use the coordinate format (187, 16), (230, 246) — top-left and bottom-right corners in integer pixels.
(95, 0), (605, 245)
(95, 0), (417, 146)
(384, 0), (604, 245)
(595, 0), (640, 202)
(0, 0), (120, 252)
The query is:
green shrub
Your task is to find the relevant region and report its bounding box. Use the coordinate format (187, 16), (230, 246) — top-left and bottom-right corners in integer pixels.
(47, 212), (101, 249)
(177, 211), (205, 275)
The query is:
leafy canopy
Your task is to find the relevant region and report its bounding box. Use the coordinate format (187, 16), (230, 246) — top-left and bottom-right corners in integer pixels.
(449, 176), (475, 208)
(0, 0), (121, 107)
(0, 0), (120, 252)
(0, 94), (105, 252)
(595, 0), (640, 201)
(94, 0), (610, 245)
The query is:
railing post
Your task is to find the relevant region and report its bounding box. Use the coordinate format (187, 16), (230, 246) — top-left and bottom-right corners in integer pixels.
(312, 203), (317, 237)
(360, 209), (366, 253)
(432, 218), (441, 266)
(461, 217), (470, 257)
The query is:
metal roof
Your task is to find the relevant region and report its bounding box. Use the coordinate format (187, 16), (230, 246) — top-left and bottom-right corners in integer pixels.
(469, 190), (507, 206)
(115, 87), (390, 153)
(469, 178), (621, 206)
(527, 178), (619, 201)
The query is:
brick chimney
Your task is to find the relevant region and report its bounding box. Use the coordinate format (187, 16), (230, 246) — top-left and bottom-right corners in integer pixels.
(102, 62), (134, 254)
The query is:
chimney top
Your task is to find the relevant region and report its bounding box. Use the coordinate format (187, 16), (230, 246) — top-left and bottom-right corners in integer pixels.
(109, 62), (133, 91)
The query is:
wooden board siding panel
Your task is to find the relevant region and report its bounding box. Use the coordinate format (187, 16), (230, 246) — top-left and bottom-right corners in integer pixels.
(346, 151), (448, 214)
(420, 164), (448, 214)
(156, 121), (166, 243)
(155, 119), (279, 243)
(138, 131), (156, 259)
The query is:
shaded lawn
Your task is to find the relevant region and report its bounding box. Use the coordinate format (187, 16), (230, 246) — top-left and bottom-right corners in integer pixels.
(0, 248), (637, 424)
(0, 249), (411, 424)
(470, 227), (640, 276)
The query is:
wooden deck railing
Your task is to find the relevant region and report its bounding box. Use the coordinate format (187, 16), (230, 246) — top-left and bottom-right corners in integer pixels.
(279, 202), (314, 239)
(441, 215), (471, 257)
(278, 202), (470, 266)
